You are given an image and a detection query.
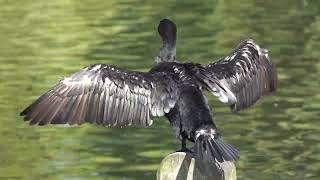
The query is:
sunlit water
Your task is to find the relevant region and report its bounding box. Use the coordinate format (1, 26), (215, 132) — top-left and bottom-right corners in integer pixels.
(0, 0), (319, 179)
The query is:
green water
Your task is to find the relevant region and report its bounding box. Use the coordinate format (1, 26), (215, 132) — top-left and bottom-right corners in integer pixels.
(0, 0), (319, 179)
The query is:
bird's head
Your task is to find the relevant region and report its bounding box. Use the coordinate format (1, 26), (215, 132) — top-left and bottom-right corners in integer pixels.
(155, 19), (177, 64)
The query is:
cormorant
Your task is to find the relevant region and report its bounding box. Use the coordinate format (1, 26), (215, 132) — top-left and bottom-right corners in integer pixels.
(20, 19), (277, 175)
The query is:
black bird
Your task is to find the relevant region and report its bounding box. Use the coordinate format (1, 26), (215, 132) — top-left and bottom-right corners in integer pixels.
(20, 19), (277, 175)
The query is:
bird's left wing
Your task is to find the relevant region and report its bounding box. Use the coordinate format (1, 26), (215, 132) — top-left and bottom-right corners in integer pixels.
(194, 39), (277, 112)
(20, 64), (178, 127)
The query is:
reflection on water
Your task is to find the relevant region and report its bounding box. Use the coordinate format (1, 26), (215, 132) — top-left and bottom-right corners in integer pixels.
(0, 0), (319, 179)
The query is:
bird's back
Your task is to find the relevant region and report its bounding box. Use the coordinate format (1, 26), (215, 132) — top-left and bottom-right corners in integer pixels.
(150, 62), (215, 140)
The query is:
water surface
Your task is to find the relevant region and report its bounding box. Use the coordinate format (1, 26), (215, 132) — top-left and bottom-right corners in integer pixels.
(0, 0), (319, 179)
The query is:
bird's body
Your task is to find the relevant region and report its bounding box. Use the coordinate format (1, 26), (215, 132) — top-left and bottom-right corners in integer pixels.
(151, 62), (215, 143)
(20, 19), (277, 176)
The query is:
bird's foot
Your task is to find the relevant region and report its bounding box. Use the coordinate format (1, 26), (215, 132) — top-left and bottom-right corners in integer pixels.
(176, 147), (194, 153)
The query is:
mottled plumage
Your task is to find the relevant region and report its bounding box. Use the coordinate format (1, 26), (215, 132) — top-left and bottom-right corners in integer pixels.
(20, 19), (277, 175)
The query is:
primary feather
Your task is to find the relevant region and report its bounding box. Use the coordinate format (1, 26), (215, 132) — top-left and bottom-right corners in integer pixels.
(195, 39), (277, 112)
(21, 64), (178, 127)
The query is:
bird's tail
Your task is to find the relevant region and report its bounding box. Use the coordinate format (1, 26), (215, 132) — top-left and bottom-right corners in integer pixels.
(194, 127), (239, 176)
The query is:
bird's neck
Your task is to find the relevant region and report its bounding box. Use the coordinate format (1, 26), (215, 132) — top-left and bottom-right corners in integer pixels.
(155, 45), (176, 64)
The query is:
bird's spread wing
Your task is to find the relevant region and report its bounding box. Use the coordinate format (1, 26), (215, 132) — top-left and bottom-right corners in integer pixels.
(195, 39), (277, 112)
(21, 64), (178, 127)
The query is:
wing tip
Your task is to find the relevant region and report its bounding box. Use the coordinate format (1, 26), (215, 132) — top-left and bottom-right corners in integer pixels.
(242, 38), (256, 44)
(243, 38), (278, 95)
(20, 106), (33, 122)
(20, 110), (26, 116)
(20, 104), (32, 116)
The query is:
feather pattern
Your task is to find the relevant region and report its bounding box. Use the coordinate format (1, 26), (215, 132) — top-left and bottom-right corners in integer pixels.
(195, 39), (277, 112)
(21, 64), (178, 127)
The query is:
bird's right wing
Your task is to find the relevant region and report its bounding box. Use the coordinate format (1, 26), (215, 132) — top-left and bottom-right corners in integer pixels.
(195, 39), (277, 112)
(20, 64), (178, 127)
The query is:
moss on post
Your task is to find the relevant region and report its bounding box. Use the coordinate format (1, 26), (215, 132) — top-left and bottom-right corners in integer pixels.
(157, 152), (236, 180)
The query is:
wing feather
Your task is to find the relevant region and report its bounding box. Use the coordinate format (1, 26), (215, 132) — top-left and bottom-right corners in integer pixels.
(21, 64), (178, 127)
(195, 39), (277, 112)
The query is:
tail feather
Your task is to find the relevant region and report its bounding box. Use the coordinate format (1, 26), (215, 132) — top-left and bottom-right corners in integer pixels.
(194, 128), (239, 176)
(214, 138), (239, 160)
(207, 138), (224, 162)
